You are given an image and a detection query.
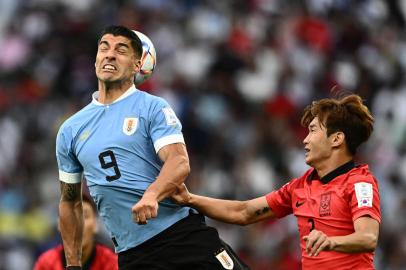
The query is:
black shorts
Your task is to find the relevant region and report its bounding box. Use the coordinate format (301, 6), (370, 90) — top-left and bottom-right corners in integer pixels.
(118, 212), (250, 270)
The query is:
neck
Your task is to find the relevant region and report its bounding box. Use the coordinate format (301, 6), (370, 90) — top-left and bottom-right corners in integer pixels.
(98, 79), (133, 104)
(314, 153), (353, 178)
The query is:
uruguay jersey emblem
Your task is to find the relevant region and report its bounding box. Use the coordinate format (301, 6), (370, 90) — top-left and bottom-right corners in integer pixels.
(123, 117), (138, 135)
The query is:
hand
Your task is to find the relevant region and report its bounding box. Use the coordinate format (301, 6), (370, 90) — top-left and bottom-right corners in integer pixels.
(303, 229), (334, 256)
(131, 193), (158, 225)
(171, 184), (192, 205)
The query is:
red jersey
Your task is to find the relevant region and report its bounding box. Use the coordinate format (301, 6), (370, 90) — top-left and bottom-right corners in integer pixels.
(266, 162), (381, 270)
(34, 244), (118, 270)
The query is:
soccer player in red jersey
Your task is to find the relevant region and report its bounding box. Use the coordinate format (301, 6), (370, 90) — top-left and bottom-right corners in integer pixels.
(34, 194), (118, 270)
(172, 94), (380, 269)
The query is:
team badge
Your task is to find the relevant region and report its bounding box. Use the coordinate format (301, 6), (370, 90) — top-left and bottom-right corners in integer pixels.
(122, 117), (138, 135)
(215, 249), (234, 269)
(319, 192), (331, 217)
(354, 182), (373, 207)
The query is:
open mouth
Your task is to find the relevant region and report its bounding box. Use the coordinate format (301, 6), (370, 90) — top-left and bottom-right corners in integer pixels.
(102, 64), (117, 71)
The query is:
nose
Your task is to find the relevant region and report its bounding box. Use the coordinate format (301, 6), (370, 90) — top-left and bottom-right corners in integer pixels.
(303, 134), (309, 145)
(104, 48), (116, 60)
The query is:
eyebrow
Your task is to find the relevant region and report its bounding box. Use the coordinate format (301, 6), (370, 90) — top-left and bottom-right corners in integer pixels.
(309, 123), (317, 129)
(99, 40), (130, 49)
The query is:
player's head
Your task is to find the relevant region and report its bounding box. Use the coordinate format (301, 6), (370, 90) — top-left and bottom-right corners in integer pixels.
(95, 25), (143, 85)
(301, 94), (374, 165)
(82, 193), (98, 248)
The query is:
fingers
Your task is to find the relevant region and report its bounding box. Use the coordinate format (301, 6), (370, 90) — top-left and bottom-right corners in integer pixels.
(132, 201), (158, 225)
(310, 233), (326, 256)
(303, 230), (330, 256)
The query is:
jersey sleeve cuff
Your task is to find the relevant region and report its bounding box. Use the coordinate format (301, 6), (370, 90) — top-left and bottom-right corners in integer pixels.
(265, 193), (285, 218)
(352, 210), (381, 223)
(154, 134), (185, 153)
(59, 170), (82, 183)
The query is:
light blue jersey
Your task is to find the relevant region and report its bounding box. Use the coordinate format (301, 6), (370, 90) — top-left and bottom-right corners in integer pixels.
(56, 85), (191, 252)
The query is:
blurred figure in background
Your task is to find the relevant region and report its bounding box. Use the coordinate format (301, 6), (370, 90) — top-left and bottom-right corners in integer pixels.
(34, 193), (118, 270)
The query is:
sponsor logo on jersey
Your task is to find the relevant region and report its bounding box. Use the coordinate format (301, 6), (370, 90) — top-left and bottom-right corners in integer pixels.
(123, 117), (138, 135)
(319, 192), (331, 217)
(79, 130), (91, 141)
(215, 249), (234, 269)
(354, 182), (373, 207)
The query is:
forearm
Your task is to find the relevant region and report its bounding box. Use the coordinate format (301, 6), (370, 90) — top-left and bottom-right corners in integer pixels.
(188, 194), (249, 225)
(330, 231), (377, 253)
(145, 155), (190, 202)
(59, 200), (84, 265)
(59, 182), (83, 266)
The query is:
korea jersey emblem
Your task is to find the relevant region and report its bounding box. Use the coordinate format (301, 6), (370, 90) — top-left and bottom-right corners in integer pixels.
(123, 117), (138, 135)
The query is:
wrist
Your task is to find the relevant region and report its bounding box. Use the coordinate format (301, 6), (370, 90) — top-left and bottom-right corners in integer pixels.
(329, 237), (338, 251)
(187, 194), (196, 206)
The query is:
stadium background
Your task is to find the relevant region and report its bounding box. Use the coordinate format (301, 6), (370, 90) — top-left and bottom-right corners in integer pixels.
(0, 0), (405, 269)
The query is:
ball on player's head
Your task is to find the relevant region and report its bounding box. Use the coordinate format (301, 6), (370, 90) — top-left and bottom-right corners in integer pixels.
(133, 30), (157, 86)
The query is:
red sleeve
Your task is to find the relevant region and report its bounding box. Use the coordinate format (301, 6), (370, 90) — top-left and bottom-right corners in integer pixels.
(92, 245), (118, 270)
(34, 246), (64, 270)
(265, 178), (299, 218)
(347, 173), (381, 223)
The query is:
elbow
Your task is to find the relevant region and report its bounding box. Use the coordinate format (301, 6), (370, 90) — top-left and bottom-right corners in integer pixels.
(365, 233), (378, 252)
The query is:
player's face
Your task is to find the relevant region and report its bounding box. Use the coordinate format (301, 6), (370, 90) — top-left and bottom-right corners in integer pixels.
(95, 34), (141, 84)
(303, 117), (333, 167)
(82, 201), (98, 248)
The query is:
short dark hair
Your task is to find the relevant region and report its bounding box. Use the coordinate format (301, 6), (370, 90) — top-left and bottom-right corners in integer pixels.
(301, 94), (374, 155)
(82, 193), (97, 215)
(98, 25), (143, 59)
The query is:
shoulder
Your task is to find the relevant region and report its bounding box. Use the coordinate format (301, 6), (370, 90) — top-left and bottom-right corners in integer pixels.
(95, 244), (117, 259)
(35, 245), (63, 267)
(345, 164), (379, 194)
(288, 167), (314, 189)
(57, 103), (94, 135)
(136, 90), (169, 108)
(347, 164), (377, 184)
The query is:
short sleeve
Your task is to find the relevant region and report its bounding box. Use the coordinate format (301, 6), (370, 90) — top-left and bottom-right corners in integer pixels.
(149, 98), (185, 153)
(265, 179), (298, 218)
(56, 125), (83, 183)
(348, 175), (381, 223)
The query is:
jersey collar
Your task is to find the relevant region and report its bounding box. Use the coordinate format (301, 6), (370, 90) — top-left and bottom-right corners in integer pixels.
(309, 160), (355, 184)
(92, 85), (137, 106)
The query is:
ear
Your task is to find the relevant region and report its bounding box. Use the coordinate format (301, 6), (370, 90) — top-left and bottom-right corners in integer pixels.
(330, 131), (345, 148)
(133, 58), (141, 74)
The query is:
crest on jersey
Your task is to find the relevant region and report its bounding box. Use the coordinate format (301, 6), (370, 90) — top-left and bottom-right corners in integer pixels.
(123, 117), (138, 135)
(319, 192), (331, 217)
(215, 249), (234, 269)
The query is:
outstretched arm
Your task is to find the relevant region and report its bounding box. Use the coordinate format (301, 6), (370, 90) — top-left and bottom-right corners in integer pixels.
(132, 143), (190, 224)
(59, 182), (83, 267)
(172, 184), (276, 225)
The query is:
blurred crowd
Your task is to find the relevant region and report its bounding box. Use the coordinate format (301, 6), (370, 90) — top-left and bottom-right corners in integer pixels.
(0, 0), (406, 269)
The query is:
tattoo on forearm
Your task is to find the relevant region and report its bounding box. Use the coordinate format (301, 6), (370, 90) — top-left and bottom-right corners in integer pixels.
(255, 207), (270, 216)
(60, 182), (81, 201)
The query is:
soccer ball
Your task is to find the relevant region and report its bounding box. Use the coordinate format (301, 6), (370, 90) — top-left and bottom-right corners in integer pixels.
(133, 30), (157, 86)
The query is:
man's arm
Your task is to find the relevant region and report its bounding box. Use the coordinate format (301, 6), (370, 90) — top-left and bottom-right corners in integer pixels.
(132, 143), (190, 224)
(59, 182), (83, 267)
(303, 216), (379, 256)
(172, 184), (276, 225)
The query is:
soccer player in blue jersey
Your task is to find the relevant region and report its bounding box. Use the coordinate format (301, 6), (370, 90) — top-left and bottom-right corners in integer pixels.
(56, 25), (249, 270)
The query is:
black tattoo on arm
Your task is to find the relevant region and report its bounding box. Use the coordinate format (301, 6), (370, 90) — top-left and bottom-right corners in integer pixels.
(255, 207), (270, 216)
(60, 182), (82, 202)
